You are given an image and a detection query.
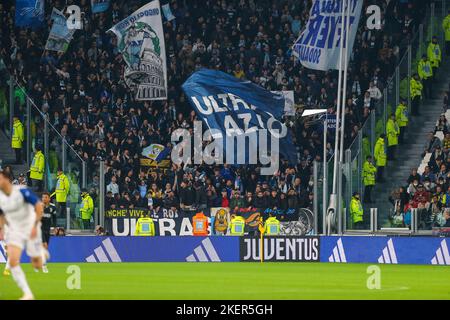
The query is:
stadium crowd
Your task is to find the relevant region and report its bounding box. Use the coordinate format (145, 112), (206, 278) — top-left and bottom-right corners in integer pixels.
(389, 91), (450, 229)
(0, 0), (428, 214)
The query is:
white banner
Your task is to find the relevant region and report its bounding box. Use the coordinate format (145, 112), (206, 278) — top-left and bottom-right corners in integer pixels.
(272, 91), (295, 116)
(292, 0), (363, 71)
(45, 8), (75, 53)
(108, 0), (167, 101)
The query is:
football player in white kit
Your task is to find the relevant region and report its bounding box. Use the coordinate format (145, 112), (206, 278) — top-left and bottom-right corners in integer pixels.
(0, 170), (45, 300)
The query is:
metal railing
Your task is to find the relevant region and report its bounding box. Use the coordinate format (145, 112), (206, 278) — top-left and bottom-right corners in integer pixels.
(1, 70), (104, 233)
(315, 2), (446, 236)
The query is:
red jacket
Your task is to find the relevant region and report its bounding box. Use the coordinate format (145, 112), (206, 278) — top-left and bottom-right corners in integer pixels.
(221, 197), (229, 208)
(413, 190), (430, 206)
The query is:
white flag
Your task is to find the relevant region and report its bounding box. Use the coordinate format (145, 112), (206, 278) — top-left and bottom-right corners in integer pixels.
(45, 8), (76, 53)
(292, 0), (363, 71)
(108, 0), (167, 101)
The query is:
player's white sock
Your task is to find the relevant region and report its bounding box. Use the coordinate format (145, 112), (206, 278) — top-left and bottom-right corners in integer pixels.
(41, 249), (47, 266)
(10, 265), (33, 296)
(41, 249), (49, 273)
(5, 258), (10, 270)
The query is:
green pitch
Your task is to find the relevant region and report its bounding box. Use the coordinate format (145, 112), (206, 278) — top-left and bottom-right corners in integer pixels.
(1, 263), (449, 300)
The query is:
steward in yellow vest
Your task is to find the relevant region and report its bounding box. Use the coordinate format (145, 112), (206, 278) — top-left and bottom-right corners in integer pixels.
(30, 147), (45, 192)
(80, 189), (94, 230)
(11, 116), (24, 164)
(11, 117), (24, 149)
(51, 169), (70, 219)
(443, 12), (450, 54)
(363, 157), (377, 187)
(427, 36), (442, 69)
(410, 74), (423, 116)
(386, 114), (400, 161)
(395, 99), (408, 144)
(350, 192), (364, 229)
(52, 169), (70, 203)
(135, 214), (155, 236)
(395, 100), (408, 128)
(229, 215), (245, 236)
(374, 135), (387, 182)
(386, 115), (400, 147)
(362, 156), (377, 204)
(264, 216), (280, 236)
(410, 75), (423, 99)
(418, 55), (433, 99)
(418, 55), (433, 80)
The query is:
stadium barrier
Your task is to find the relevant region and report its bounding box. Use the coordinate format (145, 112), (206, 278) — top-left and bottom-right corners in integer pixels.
(1, 236), (447, 265)
(104, 207), (315, 237)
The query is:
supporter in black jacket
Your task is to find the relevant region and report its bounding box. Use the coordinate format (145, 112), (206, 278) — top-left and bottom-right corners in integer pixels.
(163, 191), (179, 210)
(131, 192), (148, 209)
(253, 191), (268, 209)
(287, 189), (299, 209)
(105, 191), (117, 210)
(245, 192), (254, 208)
(279, 193), (289, 211)
(268, 189), (280, 209)
(194, 182), (207, 209)
(178, 180), (196, 210)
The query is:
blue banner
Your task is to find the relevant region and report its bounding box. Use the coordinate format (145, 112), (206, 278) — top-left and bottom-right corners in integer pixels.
(316, 114), (337, 134)
(321, 236), (450, 265)
(15, 0), (45, 29)
(182, 69), (297, 165)
(91, 0), (110, 14)
(13, 237), (240, 263)
(3, 236), (449, 265)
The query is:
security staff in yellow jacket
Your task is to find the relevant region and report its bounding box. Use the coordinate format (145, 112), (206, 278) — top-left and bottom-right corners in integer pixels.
(30, 146), (45, 192)
(51, 169), (70, 218)
(410, 74), (423, 116)
(395, 99), (408, 144)
(374, 134), (387, 182)
(350, 192), (364, 229)
(229, 215), (245, 236)
(363, 156), (377, 204)
(443, 10), (450, 54)
(427, 36), (442, 74)
(418, 54), (433, 99)
(264, 216), (280, 236)
(11, 116), (24, 164)
(80, 189), (94, 230)
(386, 114), (400, 161)
(134, 213), (155, 236)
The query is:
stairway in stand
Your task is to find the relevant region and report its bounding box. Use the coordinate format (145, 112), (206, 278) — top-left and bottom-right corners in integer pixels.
(371, 61), (450, 227)
(0, 130), (29, 176)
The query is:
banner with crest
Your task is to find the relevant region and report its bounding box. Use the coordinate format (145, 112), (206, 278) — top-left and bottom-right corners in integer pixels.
(108, 0), (167, 100)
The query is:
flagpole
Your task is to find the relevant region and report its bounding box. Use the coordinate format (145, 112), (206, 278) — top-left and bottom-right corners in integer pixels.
(338, 0), (351, 235)
(327, 0), (346, 235)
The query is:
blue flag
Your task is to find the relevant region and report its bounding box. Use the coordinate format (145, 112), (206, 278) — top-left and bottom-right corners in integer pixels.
(182, 69), (297, 166)
(15, 0), (44, 29)
(91, 0), (110, 14)
(316, 114), (337, 135)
